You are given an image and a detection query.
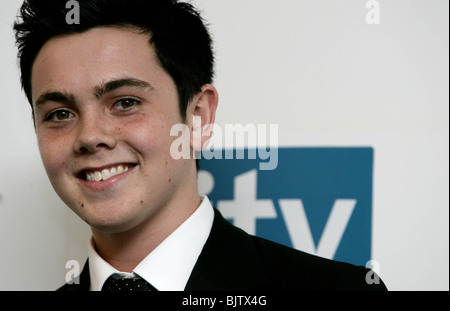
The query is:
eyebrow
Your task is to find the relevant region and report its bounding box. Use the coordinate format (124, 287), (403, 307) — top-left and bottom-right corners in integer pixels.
(34, 77), (153, 111)
(35, 91), (76, 111)
(93, 78), (153, 98)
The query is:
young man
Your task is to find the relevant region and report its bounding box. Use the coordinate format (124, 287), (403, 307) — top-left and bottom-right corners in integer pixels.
(14, 0), (386, 291)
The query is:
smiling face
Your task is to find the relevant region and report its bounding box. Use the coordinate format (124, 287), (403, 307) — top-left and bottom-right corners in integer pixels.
(31, 27), (201, 234)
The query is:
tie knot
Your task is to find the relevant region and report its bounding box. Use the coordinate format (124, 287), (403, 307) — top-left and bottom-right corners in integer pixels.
(102, 273), (156, 291)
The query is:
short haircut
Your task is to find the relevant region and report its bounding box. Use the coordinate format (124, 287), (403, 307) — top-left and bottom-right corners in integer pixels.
(13, 0), (215, 121)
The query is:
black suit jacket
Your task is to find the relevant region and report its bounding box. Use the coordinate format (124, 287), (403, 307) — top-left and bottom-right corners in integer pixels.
(59, 208), (387, 291)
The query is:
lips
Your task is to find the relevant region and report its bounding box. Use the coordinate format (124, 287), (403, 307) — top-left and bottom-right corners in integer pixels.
(78, 163), (136, 182)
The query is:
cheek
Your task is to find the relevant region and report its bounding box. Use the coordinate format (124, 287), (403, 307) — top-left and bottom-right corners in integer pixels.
(125, 117), (176, 158)
(37, 133), (71, 177)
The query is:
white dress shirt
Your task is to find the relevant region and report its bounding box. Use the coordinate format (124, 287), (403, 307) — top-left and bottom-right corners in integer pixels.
(88, 196), (215, 291)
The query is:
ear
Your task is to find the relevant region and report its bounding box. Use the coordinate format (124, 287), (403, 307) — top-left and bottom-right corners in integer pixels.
(187, 84), (219, 151)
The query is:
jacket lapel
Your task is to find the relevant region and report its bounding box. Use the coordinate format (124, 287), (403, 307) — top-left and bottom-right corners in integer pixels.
(185, 208), (268, 290)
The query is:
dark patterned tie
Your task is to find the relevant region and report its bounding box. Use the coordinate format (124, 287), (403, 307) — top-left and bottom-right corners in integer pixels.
(102, 273), (157, 291)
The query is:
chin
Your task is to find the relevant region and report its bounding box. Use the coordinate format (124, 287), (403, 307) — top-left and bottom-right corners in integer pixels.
(87, 215), (141, 234)
(69, 201), (144, 234)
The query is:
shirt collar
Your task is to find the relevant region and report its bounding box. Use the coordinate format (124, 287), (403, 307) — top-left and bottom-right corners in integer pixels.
(88, 196), (214, 291)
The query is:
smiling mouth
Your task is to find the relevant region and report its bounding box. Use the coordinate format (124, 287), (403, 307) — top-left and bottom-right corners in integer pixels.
(80, 164), (136, 182)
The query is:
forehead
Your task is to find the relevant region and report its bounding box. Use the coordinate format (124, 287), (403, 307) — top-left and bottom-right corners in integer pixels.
(31, 26), (166, 102)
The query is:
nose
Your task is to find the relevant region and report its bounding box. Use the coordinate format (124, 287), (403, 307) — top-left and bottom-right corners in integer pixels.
(73, 114), (117, 154)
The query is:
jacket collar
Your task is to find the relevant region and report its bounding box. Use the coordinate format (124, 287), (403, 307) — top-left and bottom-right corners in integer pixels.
(185, 208), (268, 290)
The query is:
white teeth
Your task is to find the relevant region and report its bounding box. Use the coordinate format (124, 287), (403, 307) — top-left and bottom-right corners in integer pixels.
(118, 165), (124, 174)
(110, 167), (117, 176)
(87, 172), (94, 181)
(85, 164), (133, 182)
(101, 169), (111, 180)
(94, 171), (102, 182)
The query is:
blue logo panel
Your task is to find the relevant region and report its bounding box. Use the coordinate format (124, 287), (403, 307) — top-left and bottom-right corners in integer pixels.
(198, 147), (373, 266)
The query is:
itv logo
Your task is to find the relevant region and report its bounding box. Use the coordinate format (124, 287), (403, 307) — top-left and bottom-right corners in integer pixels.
(198, 147), (374, 266)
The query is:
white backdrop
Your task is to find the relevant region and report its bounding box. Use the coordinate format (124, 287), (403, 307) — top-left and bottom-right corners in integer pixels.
(0, 0), (448, 291)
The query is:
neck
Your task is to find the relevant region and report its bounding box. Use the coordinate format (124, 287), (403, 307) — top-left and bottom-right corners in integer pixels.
(91, 173), (202, 273)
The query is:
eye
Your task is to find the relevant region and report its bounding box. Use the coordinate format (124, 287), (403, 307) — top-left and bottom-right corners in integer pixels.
(113, 98), (141, 111)
(45, 109), (74, 122)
